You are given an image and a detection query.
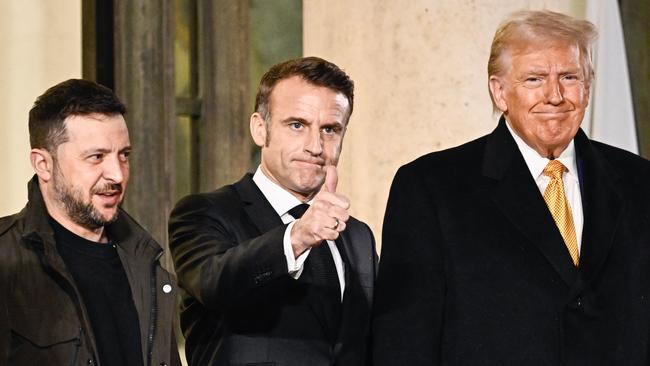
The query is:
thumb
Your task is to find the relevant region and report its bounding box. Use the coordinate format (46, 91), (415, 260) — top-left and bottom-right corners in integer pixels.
(321, 165), (338, 193)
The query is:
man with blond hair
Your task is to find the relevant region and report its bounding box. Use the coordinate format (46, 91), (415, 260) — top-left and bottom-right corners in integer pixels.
(373, 10), (650, 365)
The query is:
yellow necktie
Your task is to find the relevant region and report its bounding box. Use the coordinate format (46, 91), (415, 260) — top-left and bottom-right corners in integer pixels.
(542, 160), (579, 266)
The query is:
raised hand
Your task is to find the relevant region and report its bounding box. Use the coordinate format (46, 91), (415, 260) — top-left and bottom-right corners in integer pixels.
(290, 165), (350, 257)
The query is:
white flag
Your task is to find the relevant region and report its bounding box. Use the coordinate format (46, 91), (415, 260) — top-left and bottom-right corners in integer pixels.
(583, 0), (638, 154)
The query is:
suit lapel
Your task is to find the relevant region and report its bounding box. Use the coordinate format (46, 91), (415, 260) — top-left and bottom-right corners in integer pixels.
(233, 174), (284, 234)
(573, 131), (623, 288)
(235, 173), (342, 342)
(483, 118), (577, 286)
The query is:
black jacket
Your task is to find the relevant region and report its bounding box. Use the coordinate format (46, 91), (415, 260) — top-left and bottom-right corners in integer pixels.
(0, 176), (181, 366)
(169, 174), (377, 366)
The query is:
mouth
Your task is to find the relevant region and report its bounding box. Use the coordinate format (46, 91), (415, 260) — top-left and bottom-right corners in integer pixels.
(94, 187), (123, 206)
(294, 159), (326, 167)
(534, 109), (572, 115)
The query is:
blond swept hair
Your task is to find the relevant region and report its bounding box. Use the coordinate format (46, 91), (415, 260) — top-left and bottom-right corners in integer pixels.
(487, 10), (598, 112)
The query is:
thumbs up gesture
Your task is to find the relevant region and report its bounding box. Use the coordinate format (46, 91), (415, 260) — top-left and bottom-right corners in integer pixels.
(290, 165), (350, 257)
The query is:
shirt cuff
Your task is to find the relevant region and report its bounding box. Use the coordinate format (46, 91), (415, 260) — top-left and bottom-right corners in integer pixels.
(283, 220), (310, 279)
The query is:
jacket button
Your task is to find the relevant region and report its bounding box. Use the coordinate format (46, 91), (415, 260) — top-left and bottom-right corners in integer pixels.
(576, 298), (583, 308)
(87, 359), (94, 364)
(159, 363), (168, 366)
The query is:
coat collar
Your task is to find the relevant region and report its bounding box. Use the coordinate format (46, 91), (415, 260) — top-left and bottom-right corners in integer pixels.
(234, 173), (285, 234)
(19, 175), (161, 258)
(573, 130), (623, 288)
(482, 118), (623, 288)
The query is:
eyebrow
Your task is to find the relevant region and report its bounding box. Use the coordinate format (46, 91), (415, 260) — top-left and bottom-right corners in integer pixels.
(81, 146), (132, 155)
(522, 67), (581, 75)
(280, 116), (345, 130)
(282, 116), (310, 125)
(322, 121), (345, 129)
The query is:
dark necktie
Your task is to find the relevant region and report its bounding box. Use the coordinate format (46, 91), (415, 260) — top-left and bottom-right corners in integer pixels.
(288, 203), (343, 344)
(288, 204), (341, 299)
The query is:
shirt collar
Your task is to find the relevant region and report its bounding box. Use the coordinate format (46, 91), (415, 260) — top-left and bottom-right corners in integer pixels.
(252, 166), (304, 217)
(505, 120), (579, 182)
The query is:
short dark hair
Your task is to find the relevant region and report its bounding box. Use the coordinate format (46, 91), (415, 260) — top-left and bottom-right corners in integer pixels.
(254, 56), (354, 123)
(29, 79), (127, 152)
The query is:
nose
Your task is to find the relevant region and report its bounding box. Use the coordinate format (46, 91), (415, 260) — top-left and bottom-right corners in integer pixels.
(103, 155), (127, 183)
(304, 128), (323, 156)
(545, 77), (564, 105)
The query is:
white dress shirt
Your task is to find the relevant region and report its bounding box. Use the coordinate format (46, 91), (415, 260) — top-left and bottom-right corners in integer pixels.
(506, 122), (584, 253)
(252, 166), (346, 299)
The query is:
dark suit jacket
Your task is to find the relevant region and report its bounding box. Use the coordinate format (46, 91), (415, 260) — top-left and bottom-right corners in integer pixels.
(372, 118), (650, 365)
(169, 174), (376, 366)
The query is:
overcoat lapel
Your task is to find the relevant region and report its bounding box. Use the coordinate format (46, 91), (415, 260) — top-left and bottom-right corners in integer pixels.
(482, 118), (577, 286)
(573, 130), (623, 290)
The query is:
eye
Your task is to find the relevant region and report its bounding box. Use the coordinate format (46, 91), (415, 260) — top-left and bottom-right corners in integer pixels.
(322, 125), (343, 136)
(88, 153), (104, 162)
(561, 74), (580, 83)
(289, 122), (303, 130)
(521, 76), (543, 88)
(119, 151), (131, 162)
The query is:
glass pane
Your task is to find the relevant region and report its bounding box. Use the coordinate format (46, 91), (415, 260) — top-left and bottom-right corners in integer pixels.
(175, 116), (193, 201)
(249, 0), (303, 167)
(175, 0), (197, 202)
(175, 0), (193, 98)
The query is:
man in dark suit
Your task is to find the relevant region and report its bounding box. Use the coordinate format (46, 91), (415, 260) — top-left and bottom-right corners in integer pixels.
(169, 57), (376, 366)
(373, 10), (650, 365)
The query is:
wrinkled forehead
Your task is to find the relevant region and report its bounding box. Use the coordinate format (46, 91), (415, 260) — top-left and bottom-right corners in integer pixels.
(269, 77), (352, 121)
(61, 113), (130, 148)
(499, 37), (584, 72)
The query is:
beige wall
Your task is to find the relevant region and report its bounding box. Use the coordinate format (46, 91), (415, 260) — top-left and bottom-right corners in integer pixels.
(304, 0), (585, 250)
(0, 0), (589, 232)
(0, 0), (82, 217)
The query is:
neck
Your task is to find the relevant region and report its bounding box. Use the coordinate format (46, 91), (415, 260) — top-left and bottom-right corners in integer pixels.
(289, 189), (316, 203)
(258, 165), (317, 203)
(50, 213), (107, 243)
(538, 145), (567, 160)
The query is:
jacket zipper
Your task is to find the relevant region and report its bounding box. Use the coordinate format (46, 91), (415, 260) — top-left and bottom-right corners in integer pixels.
(146, 251), (163, 366)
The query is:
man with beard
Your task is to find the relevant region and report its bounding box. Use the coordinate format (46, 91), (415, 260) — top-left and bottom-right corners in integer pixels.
(0, 79), (180, 366)
(169, 57), (377, 365)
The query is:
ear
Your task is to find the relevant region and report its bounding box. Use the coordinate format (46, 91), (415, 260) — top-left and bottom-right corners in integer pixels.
(250, 112), (267, 148)
(488, 75), (508, 113)
(30, 148), (54, 182)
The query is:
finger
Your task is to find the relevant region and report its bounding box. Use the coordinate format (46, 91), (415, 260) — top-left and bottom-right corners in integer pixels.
(329, 206), (350, 223)
(333, 219), (346, 233)
(316, 191), (350, 210)
(319, 227), (340, 241)
(330, 218), (340, 230)
(321, 165), (338, 193)
(327, 219), (347, 233)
